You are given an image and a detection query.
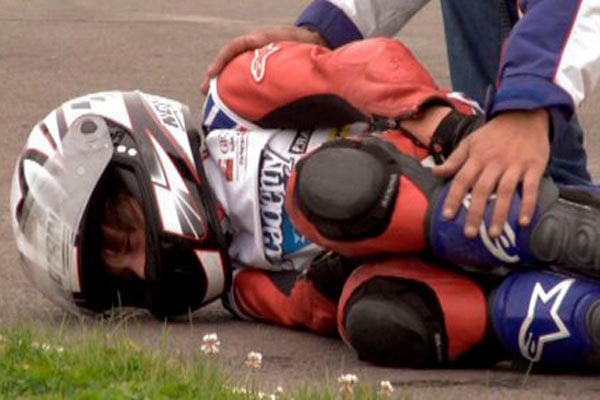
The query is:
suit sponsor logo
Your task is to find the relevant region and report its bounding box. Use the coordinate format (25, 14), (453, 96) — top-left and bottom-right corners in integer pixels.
(218, 132), (235, 154)
(251, 43), (280, 83)
(519, 278), (574, 362)
(288, 130), (312, 154)
(259, 146), (309, 262)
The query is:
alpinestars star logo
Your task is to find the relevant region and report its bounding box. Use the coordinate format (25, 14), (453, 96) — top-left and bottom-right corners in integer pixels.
(462, 194), (519, 263)
(518, 278), (575, 362)
(251, 43), (280, 83)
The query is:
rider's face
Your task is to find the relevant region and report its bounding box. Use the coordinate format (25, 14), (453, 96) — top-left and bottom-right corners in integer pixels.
(100, 192), (146, 280)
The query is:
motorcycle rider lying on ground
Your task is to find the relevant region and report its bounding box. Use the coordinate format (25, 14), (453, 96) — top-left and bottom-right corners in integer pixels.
(11, 37), (600, 369)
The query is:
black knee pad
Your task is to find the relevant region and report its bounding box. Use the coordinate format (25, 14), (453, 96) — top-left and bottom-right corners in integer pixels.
(343, 277), (447, 367)
(294, 138), (401, 240)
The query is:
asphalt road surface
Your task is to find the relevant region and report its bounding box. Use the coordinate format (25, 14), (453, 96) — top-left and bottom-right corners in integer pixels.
(2, 1), (600, 398)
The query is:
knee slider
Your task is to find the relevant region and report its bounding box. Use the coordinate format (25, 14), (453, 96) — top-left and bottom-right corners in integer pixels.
(294, 139), (399, 240)
(343, 278), (446, 367)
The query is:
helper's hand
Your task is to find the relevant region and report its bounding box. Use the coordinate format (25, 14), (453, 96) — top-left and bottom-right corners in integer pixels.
(432, 109), (550, 239)
(201, 25), (327, 94)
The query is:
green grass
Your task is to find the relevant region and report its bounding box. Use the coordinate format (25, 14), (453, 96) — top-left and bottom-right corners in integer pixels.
(0, 326), (230, 399)
(0, 322), (394, 400)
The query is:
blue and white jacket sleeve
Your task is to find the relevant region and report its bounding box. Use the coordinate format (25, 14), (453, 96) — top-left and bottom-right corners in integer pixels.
(491, 0), (600, 131)
(296, 0), (600, 133)
(295, 0), (430, 48)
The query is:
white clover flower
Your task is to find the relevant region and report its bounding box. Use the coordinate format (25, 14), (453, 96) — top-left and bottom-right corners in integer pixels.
(377, 380), (394, 399)
(32, 342), (55, 352)
(201, 333), (220, 355)
(55, 346), (64, 354)
(245, 351), (263, 369)
(231, 386), (248, 395)
(338, 373), (358, 398)
(269, 385), (286, 400)
(263, 385), (285, 400)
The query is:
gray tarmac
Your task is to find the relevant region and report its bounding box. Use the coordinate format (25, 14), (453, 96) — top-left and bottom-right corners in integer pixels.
(2, 1), (600, 398)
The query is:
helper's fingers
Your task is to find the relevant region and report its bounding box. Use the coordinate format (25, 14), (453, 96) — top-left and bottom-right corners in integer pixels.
(432, 135), (470, 178)
(218, 33), (267, 67)
(432, 138), (472, 221)
(201, 26), (326, 95)
(200, 75), (211, 95)
(518, 166), (545, 227)
(488, 167), (520, 239)
(463, 164), (502, 238)
(201, 33), (269, 94)
(440, 156), (481, 226)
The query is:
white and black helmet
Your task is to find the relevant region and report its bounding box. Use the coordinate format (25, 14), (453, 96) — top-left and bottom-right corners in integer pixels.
(10, 91), (231, 318)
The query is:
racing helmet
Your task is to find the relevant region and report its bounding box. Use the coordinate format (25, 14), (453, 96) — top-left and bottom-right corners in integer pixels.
(10, 91), (231, 318)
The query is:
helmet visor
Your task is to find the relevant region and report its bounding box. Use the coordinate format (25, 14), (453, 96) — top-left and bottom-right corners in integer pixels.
(16, 115), (114, 312)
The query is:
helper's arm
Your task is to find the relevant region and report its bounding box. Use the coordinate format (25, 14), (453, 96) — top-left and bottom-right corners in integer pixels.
(491, 0), (600, 136)
(296, 0), (430, 48)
